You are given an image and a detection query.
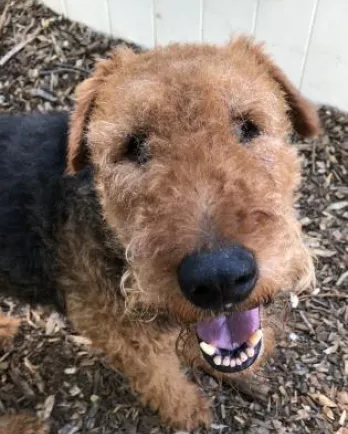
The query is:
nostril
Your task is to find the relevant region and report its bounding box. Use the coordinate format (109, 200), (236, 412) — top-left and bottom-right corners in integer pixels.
(193, 285), (211, 298)
(235, 274), (251, 286)
(235, 269), (256, 286)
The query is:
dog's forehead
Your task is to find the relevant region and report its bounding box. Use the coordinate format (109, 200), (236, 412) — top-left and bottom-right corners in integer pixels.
(94, 44), (289, 135)
(113, 47), (280, 99)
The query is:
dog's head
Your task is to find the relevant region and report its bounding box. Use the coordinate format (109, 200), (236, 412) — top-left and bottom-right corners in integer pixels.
(67, 37), (320, 374)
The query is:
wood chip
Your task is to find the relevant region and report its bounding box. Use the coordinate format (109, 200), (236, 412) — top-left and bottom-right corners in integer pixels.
(324, 342), (339, 354)
(0, 26), (41, 66)
(339, 409), (347, 426)
(309, 393), (337, 408)
(326, 201), (348, 211)
(336, 270), (348, 286)
(43, 395), (55, 420)
(323, 406), (335, 420)
(0, 0), (10, 35)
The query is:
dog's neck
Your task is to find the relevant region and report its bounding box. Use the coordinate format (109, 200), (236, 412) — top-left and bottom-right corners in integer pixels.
(54, 167), (126, 307)
(57, 167), (177, 332)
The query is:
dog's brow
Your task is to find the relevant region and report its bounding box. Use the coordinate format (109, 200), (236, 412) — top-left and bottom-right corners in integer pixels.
(118, 79), (163, 95)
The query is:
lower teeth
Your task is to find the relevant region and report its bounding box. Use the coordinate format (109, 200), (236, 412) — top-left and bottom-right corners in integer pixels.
(200, 328), (263, 368)
(222, 357), (230, 366)
(213, 355), (222, 366)
(246, 347), (255, 358)
(240, 352), (248, 363)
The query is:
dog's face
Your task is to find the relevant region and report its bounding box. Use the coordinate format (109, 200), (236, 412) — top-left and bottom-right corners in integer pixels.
(67, 37), (320, 374)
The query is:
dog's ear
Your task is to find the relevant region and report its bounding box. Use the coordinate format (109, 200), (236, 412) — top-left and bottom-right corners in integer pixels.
(230, 36), (321, 138)
(67, 47), (136, 174)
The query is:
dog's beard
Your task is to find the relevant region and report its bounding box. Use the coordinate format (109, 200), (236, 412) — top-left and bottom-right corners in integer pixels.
(117, 220), (314, 374)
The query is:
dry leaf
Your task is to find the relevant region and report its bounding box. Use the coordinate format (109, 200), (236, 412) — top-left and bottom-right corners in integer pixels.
(43, 395), (55, 420)
(313, 248), (336, 258)
(323, 406), (335, 420)
(64, 367), (77, 375)
(24, 357), (37, 374)
(67, 335), (92, 346)
(339, 409), (347, 426)
(337, 391), (348, 406)
(290, 293), (299, 308)
(324, 342), (339, 354)
(326, 201), (348, 211)
(308, 393), (337, 408)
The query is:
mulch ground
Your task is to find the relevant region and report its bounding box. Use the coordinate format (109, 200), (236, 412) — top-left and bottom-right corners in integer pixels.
(0, 1), (347, 433)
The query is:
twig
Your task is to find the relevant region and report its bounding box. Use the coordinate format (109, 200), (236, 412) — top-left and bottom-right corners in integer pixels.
(0, 27), (41, 67)
(30, 88), (57, 103)
(40, 67), (89, 77)
(311, 140), (317, 174)
(0, 0), (10, 35)
(53, 63), (90, 74)
(299, 311), (315, 334)
(336, 270), (348, 287)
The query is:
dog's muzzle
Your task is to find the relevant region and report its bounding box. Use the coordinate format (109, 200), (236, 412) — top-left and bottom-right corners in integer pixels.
(177, 245), (263, 373)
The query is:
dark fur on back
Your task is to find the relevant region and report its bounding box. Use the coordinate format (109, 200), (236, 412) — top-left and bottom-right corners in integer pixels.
(0, 112), (71, 308)
(0, 112), (124, 311)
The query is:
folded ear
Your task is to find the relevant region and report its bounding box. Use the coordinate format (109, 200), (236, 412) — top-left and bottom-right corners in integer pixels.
(230, 36), (321, 138)
(67, 47), (136, 174)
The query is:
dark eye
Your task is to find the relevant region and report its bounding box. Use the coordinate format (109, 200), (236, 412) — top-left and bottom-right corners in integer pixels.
(124, 133), (150, 165)
(235, 118), (260, 144)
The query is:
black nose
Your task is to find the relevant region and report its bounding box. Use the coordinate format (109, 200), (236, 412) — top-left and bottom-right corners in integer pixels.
(177, 245), (257, 310)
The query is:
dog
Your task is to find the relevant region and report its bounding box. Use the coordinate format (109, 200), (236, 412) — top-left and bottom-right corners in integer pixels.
(0, 36), (320, 430)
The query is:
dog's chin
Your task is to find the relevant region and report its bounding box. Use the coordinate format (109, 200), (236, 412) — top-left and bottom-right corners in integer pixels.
(195, 305), (264, 374)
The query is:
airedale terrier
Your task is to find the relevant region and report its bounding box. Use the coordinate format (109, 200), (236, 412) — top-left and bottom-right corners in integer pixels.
(0, 36), (320, 430)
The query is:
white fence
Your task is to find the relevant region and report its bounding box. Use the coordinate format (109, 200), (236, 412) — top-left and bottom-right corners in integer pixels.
(42, 0), (348, 110)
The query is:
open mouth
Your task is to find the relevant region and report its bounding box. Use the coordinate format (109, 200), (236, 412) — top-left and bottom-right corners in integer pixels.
(196, 306), (262, 373)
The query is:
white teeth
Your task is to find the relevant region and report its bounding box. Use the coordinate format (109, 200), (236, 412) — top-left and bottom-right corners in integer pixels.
(247, 329), (263, 348)
(222, 356), (230, 366)
(201, 331), (262, 370)
(213, 355), (222, 366)
(246, 347), (255, 358)
(225, 303), (233, 309)
(199, 341), (216, 356)
(240, 351), (248, 363)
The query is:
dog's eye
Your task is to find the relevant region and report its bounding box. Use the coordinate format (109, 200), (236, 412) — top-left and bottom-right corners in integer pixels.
(235, 119), (260, 144)
(124, 133), (150, 165)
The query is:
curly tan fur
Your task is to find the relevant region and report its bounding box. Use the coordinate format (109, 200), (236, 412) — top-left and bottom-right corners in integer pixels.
(0, 413), (49, 434)
(59, 36), (320, 429)
(0, 313), (20, 347)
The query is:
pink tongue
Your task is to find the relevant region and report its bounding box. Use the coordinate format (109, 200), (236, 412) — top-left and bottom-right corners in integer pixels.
(196, 307), (260, 351)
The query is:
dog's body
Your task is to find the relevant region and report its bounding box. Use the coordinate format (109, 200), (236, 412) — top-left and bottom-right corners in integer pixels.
(0, 38), (321, 430)
(0, 113), (68, 307)
(0, 112), (126, 312)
